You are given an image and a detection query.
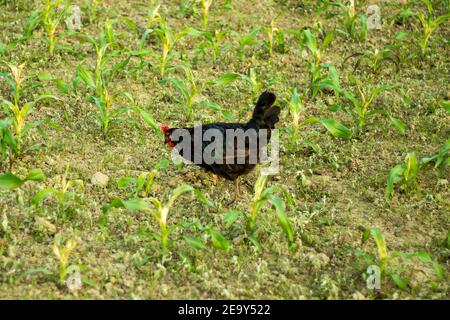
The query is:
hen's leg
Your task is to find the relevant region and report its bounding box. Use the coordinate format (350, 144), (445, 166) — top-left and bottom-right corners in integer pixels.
(226, 178), (240, 206)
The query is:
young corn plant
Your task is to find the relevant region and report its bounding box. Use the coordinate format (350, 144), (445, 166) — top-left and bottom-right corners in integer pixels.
(83, 0), (104, 24)
(421, 139), (450, 173)
(288, 87), (303, 141)
(0, 62), (57, 157)
(39, 0), (70, 57)
(192, 29), (228, 63)
(224, 172), (295, 251)
(150, 18), (188, 77)
(160, 64), (233, 121)
(263, 18), (286, 57)
(236, 27), (260, 59)
(386, 152), (418, 200)
(32, 164), (84, 219)
(356, 227), (443, 290)
(117, 159), (170, 198)
(199, 0), (213, 31)
(301, 29), (339, 97)
(302, 28), (334, 67)
(343, 48), (400, 75)
(52, 236), (78, 284)
(76, 28), (140, 138)
(413, 0), (450, 54)
(334, 0), (367, 42)
(285, 87), (352, 142)
(333, 76), (406, 134)
(212, 68), (262, 100)
(102, 184), (212, 253)
(387, 141), (450, 199)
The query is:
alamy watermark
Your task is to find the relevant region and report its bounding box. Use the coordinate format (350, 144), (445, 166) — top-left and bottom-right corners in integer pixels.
(366, 265), (381, 290)
(166, 124), (279, 175)
(66, 265), (82, 291)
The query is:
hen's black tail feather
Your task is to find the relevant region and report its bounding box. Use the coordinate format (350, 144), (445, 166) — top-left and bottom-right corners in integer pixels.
(250, 91), (279, 128)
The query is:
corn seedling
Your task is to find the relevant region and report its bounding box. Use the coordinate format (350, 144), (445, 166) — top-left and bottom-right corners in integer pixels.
(387, 142), (450, 200)
(386, 152), (419, 200)
(285, 87), (352, 141)
(224, 172), (295, 250)
(333, 76), (405, 134)
(83, 0), (104, 24)
(117, 159), (170, 198)
(32, 164), (84, 218)
(263, 18), (286, 56)
(236, 27), (260, 59)
(301, 29), (339, 97)
(21, 9), (41, 42)
(421, 139), (450, 172)
(75, 28), (141, 138)
(102, 184), (213, 253)
(0, 62), (57, 156)
(148, 18), (188, 77)
(343, 48), (400, 75)
(334, 0), (367, 42)
(191, 29), (228, 63)
(39, 0), (70, 57)
(413, 0), (450, 54)
(302, 28), (334, 67)
(199, 0), (213, 31)
(212, 68), (262, 100)
(52, 235), (78, 284)
(160, 64), (233, 121)
(288, 87), (303, 141)
(356, 227), (443, 289)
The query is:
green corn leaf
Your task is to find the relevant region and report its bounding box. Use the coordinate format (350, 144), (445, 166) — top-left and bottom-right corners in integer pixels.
(76, 65), (95, 88)
(32, 188), (60, 206)
(390, 273), (408, 289)
(404, 152), (418, 186)
(213, 72), (240, 86)
(193, 189), (214, 206)
(0, 173), (23, 189)
(183, 236), (207, 250)
(0, 169), (45, 189)
(166, 184), (195, 210)
(370, 228), (388, 262)
(439, 100), (450, 113)
(54, 79), (70, 94)
(320, 118), (352, 139)
(38, 72), (55, 81)
(224, 210), (243, 227)
(388, 115), (406, 134)
(386, 164), (405, 199)
(248, 235), (262, 251)
(208, 229), (230, 251)
(105, 198), (149, 213)
(268, 195), (294, 246)
(117, 177), (134, 188)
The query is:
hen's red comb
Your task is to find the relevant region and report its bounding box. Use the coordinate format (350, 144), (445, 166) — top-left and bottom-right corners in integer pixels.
(160, 125), (170, 134)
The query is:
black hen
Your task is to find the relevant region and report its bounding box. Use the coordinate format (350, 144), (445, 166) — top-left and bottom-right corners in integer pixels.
(161, 91), (280, 201)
